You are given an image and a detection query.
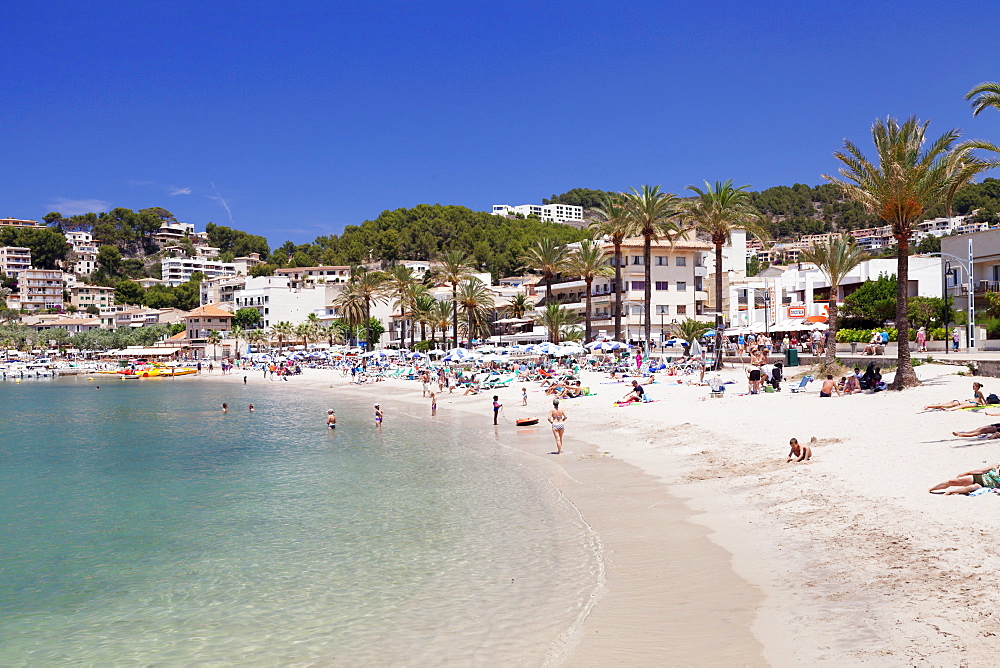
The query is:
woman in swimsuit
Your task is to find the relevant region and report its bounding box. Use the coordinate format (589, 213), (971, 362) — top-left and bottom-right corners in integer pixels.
(548, 399), (567, 454)
(925, 382), (986, 411)
(929, 464), (1000, 494)
(374, 403), (384, 427)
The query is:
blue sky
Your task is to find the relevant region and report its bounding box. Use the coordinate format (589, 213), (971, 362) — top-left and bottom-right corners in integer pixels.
(3, 1), (998, 246)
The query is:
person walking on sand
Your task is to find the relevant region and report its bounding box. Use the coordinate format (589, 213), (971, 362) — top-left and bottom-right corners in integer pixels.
(326, 409), (336, 429)
(819, 375), (841, 397)
(430, 392), (437, 417)
(374, 404), (384, 428)
(548, 399), (567, 454)
(492, 395), (502, 425)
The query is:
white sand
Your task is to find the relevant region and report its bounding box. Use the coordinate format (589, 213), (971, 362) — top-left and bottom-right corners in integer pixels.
(199, 360), (1000, 665)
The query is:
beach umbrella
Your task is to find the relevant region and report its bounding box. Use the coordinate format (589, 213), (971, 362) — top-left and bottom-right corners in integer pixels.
(479, 353), (505, 363)
(428, 348), (446, 356)
(409, 352), (426, 359)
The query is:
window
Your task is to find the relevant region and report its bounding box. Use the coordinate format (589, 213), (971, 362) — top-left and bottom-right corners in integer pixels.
(656, 256), (668, 266)
(656, 305), (670, 315)
(655, 281), (668, 291)
(631, 305), (644, 315)
(694, 277), (703, 291)
(676, 281), (687, 291)
(676, 305), (687, 315)
(630, 281), (645, 291)
(676, 256), (686, 266)
(632, 256), (644, 265)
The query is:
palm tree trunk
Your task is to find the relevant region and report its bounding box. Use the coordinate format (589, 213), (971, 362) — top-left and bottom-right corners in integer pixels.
(584, 277), (593, 343)
(613, 242), (622, 342)
(890, 240), (918, 389)
(545, 272), (553, 303)
(714, 241), (724, 370)
(420, 321), (426, 343)
(825, 284), (838, 368)
(365, 298), (372, 348)
(410, 315), (415, 348)
(643, 235), (652, 350)
(452, 284), (459, 347)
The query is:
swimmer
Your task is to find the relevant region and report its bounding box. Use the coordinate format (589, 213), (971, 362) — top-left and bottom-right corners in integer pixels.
(222, 403), (228, 413)
(374, 403), (383, 427)
(326, 409), (336, 429)
(430, 392), (437, 417)
(249, 403), (255, 412)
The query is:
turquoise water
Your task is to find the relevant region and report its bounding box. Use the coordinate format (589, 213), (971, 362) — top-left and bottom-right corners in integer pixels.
(0, 376), (601, 665)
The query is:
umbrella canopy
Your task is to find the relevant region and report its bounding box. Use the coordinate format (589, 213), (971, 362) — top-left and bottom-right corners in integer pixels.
(479, 353), (505, 363)
(362, 349), (390, 358)
(427, 348), (446, 355)
(587, 340), (630, 351)
(408, 351), (426, 359)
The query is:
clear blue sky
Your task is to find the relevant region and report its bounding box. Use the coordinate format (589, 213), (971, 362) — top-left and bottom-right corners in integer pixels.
(3, 0), (998, 246)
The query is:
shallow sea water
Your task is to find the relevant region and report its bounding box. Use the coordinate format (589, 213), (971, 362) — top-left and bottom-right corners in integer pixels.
(0, 376), (601, 665)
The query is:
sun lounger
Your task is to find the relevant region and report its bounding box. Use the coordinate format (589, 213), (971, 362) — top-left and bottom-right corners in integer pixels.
(789, 375), (814, 393)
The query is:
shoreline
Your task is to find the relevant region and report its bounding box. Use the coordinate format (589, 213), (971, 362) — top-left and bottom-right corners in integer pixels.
(194, 368), (767, 664)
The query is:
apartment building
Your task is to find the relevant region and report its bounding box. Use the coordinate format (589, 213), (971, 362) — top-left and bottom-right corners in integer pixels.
(233, 276), (340, 329)
(234, 253), (265, 275)
(541, 237), (712, 343)
(0, 218), (45, 231)
(200, 276), (247, 307)
(14, 269), (65, 311)
(65, 231), (99, 276)
(184, 304), (233, 340)
(491, 203), (585, 225)
(274, 265), (351, 289)
(161, 256), (237, 287)
(0, 246), (32, 280)
(70, 284), (115, 312)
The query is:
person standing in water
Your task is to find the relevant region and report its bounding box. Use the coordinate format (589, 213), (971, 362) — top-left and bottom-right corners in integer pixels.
(249, 403), (255, 412)
(492, 395), (502, 425)
(374, 404), (384, 427)
(222, 403), (228, 413)
(430, 392), (437, 417)
(522, 386), (528, 406)
(548, 399), (567, 454)
(326, 409), (336, 429)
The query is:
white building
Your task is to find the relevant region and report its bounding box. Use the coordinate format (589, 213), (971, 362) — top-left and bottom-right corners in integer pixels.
(161, 256), (237, 287)
(232, 276), (341, 329)
(65, 231), (99, 276)
(491, 203), (585, 225)
(274, 265), (352, 289)
(0, 246), (32, 280)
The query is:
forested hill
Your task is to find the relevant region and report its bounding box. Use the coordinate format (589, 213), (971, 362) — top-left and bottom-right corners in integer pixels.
(280, 204), (588, 278)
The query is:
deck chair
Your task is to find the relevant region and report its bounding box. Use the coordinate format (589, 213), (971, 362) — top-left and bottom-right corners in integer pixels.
(789, 375), (814, 393)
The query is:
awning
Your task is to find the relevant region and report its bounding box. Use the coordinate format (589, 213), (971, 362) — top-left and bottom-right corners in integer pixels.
(108, 347), (182, 357)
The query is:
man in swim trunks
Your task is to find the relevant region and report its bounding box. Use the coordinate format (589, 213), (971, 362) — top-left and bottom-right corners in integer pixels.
(327, 409), (336, 429)
(819, 375), (841, 397)
(929, 465), (1000, 494)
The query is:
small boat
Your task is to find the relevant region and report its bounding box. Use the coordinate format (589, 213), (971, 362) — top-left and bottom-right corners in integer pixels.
(516, 417), (539, 426)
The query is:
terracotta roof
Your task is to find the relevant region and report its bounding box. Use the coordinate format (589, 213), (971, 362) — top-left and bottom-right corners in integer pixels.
(614, 236), (712, 250)
(166, 331), (188, 341)
(185, 304), (233, 318)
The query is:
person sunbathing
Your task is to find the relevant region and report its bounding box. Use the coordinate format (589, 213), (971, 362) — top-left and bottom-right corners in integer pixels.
(926, 382), (986, 411)
(929, 464), (1000, 494)
(952, 421), (1000, 438)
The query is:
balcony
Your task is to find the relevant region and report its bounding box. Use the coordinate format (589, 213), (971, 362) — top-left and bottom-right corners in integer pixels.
(694, 266), (708, 277)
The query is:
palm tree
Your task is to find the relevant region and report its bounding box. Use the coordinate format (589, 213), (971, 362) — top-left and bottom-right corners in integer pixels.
(964, 81), (1000, 158)
(566, 239), (613, 343)
(520, 238), (570, 303)
(247, 328), (270, 353)
(206, 330), (222, 361)
(456, 277), (495, 345)
(823, 116), (988, 388)
(386, 265), (417, 346)
(270, 321), (295, 353)
(539, 304), (580, 345)
(671, 317), (713, 343)
(407, 284), (429, 348)
(683, 180), (766, 369)
(504, 293), (533, 319)
(429, 299), (452, 345)
(623, 185), (683, 349)
(337, 267), (389, 348)
(230, 324), (245, 359)
(321, 321), (344, 347)
(800, 236), (869, 369)
(435, 250), (473, 347)
(591, 191), (631, 342)
(411, 293), (436, 344)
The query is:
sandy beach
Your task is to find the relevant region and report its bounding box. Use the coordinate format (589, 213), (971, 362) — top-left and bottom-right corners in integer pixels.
(201, 360), (1000, 665)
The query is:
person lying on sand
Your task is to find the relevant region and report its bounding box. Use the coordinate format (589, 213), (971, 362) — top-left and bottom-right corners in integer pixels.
(952, 422), (1000, 438)
(925, 382), (986, 411)
(929, 464), (1000, 494)
(786, 437), (813, 462)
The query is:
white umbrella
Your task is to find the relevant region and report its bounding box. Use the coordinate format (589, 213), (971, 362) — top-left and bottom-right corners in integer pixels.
(428, 348), (446, 356)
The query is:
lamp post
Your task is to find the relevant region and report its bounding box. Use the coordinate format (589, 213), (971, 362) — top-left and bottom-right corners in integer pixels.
(927, 251), (975, 352)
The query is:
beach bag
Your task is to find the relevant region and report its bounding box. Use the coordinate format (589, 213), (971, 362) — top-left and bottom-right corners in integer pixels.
(988, 394), (1000, 405)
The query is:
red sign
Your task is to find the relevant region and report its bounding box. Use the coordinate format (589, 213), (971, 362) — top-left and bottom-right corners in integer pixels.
(787, 306), (806, 318)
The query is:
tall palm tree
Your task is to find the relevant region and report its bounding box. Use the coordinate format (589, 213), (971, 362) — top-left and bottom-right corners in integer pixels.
(539, 304), (579, 345)
(566, 239), (613, 343)
(270, 321), (294, 353)
(408, 283), (429, 348)
(435, 250), (473, 347)
(247, 328), (270, 353)
(520, 238), (570, 303)
(591, 191), (631, 341)
(683, 180), (766, 369)
(800, 236), (869, 368)
(230, 324), (245, 359)
(338, 266), (389, 348)
(964, 81), (1000, 158)
(623, 185), (683, 349)
(321, 321), (344, 347)
(386, 265), (417, 346)
(456, 277), (495, 346)
(823, 116), (988, 388)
